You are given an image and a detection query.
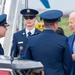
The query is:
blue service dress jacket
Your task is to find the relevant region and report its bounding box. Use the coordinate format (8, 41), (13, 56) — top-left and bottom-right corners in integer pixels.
(68, 34), (75, 75)
(0, 43), (4, 55)
(10, 28), (41, 57)
(24, 29), (72, 75)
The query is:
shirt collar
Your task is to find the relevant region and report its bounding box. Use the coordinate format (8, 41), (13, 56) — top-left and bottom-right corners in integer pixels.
(26, 27), (35, 36)
(44, 28), (52, 30)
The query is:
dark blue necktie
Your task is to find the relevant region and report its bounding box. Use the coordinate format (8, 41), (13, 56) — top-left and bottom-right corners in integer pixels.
(28, 32), (31, 37)
(0, 44), (4, 55)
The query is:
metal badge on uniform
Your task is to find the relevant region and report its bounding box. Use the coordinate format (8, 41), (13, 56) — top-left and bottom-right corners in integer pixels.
(18, 41), (23, 44)
(27, 9), (30, 13)
(23, 32), (25, 35)
(20, 46), (23, 50)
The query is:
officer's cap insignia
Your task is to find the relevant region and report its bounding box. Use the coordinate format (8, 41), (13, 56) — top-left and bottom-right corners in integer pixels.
(27, 9), (30, 13)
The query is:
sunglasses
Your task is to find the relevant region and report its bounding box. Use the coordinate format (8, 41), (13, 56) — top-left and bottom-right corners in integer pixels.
(24, 16), (35, 20)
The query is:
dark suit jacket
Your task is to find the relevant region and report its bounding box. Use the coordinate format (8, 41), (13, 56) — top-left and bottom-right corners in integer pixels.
(10, 28), (41, 57)
(68, 34), (75, 75)
(25, 29), (72, 75)
(68, 34), (75, 53)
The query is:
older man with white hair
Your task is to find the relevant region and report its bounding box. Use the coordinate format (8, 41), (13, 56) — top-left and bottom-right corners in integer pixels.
(68, 12), (75, 75)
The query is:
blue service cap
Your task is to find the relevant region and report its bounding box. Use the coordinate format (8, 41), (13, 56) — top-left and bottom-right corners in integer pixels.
(0, 14), (9, 27)
(40, 10), (63, 22)
(20, 8), (39, 17)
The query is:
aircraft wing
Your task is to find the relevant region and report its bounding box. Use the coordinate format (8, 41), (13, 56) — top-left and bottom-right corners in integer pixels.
(40, 0), (50, 8)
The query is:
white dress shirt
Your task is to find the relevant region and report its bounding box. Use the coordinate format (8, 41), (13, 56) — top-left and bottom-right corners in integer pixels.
(73, 40), (75, 54)
(26, 27), (35, 37)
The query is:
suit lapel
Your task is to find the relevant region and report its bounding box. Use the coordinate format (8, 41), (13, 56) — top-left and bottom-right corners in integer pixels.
(69, 34), (75, 53)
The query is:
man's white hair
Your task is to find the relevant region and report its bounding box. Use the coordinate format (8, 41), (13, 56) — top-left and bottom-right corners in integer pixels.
(69, 12), (75, 17)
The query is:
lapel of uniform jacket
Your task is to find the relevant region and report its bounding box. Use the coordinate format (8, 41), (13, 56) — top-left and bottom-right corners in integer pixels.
(22, 29), (27, 43)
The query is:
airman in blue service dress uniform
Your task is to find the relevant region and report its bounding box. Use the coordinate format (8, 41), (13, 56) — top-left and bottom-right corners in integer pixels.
(0, 14), (9, 55)
(24, 10), (72, 75)
(10, 8), (41, 57)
